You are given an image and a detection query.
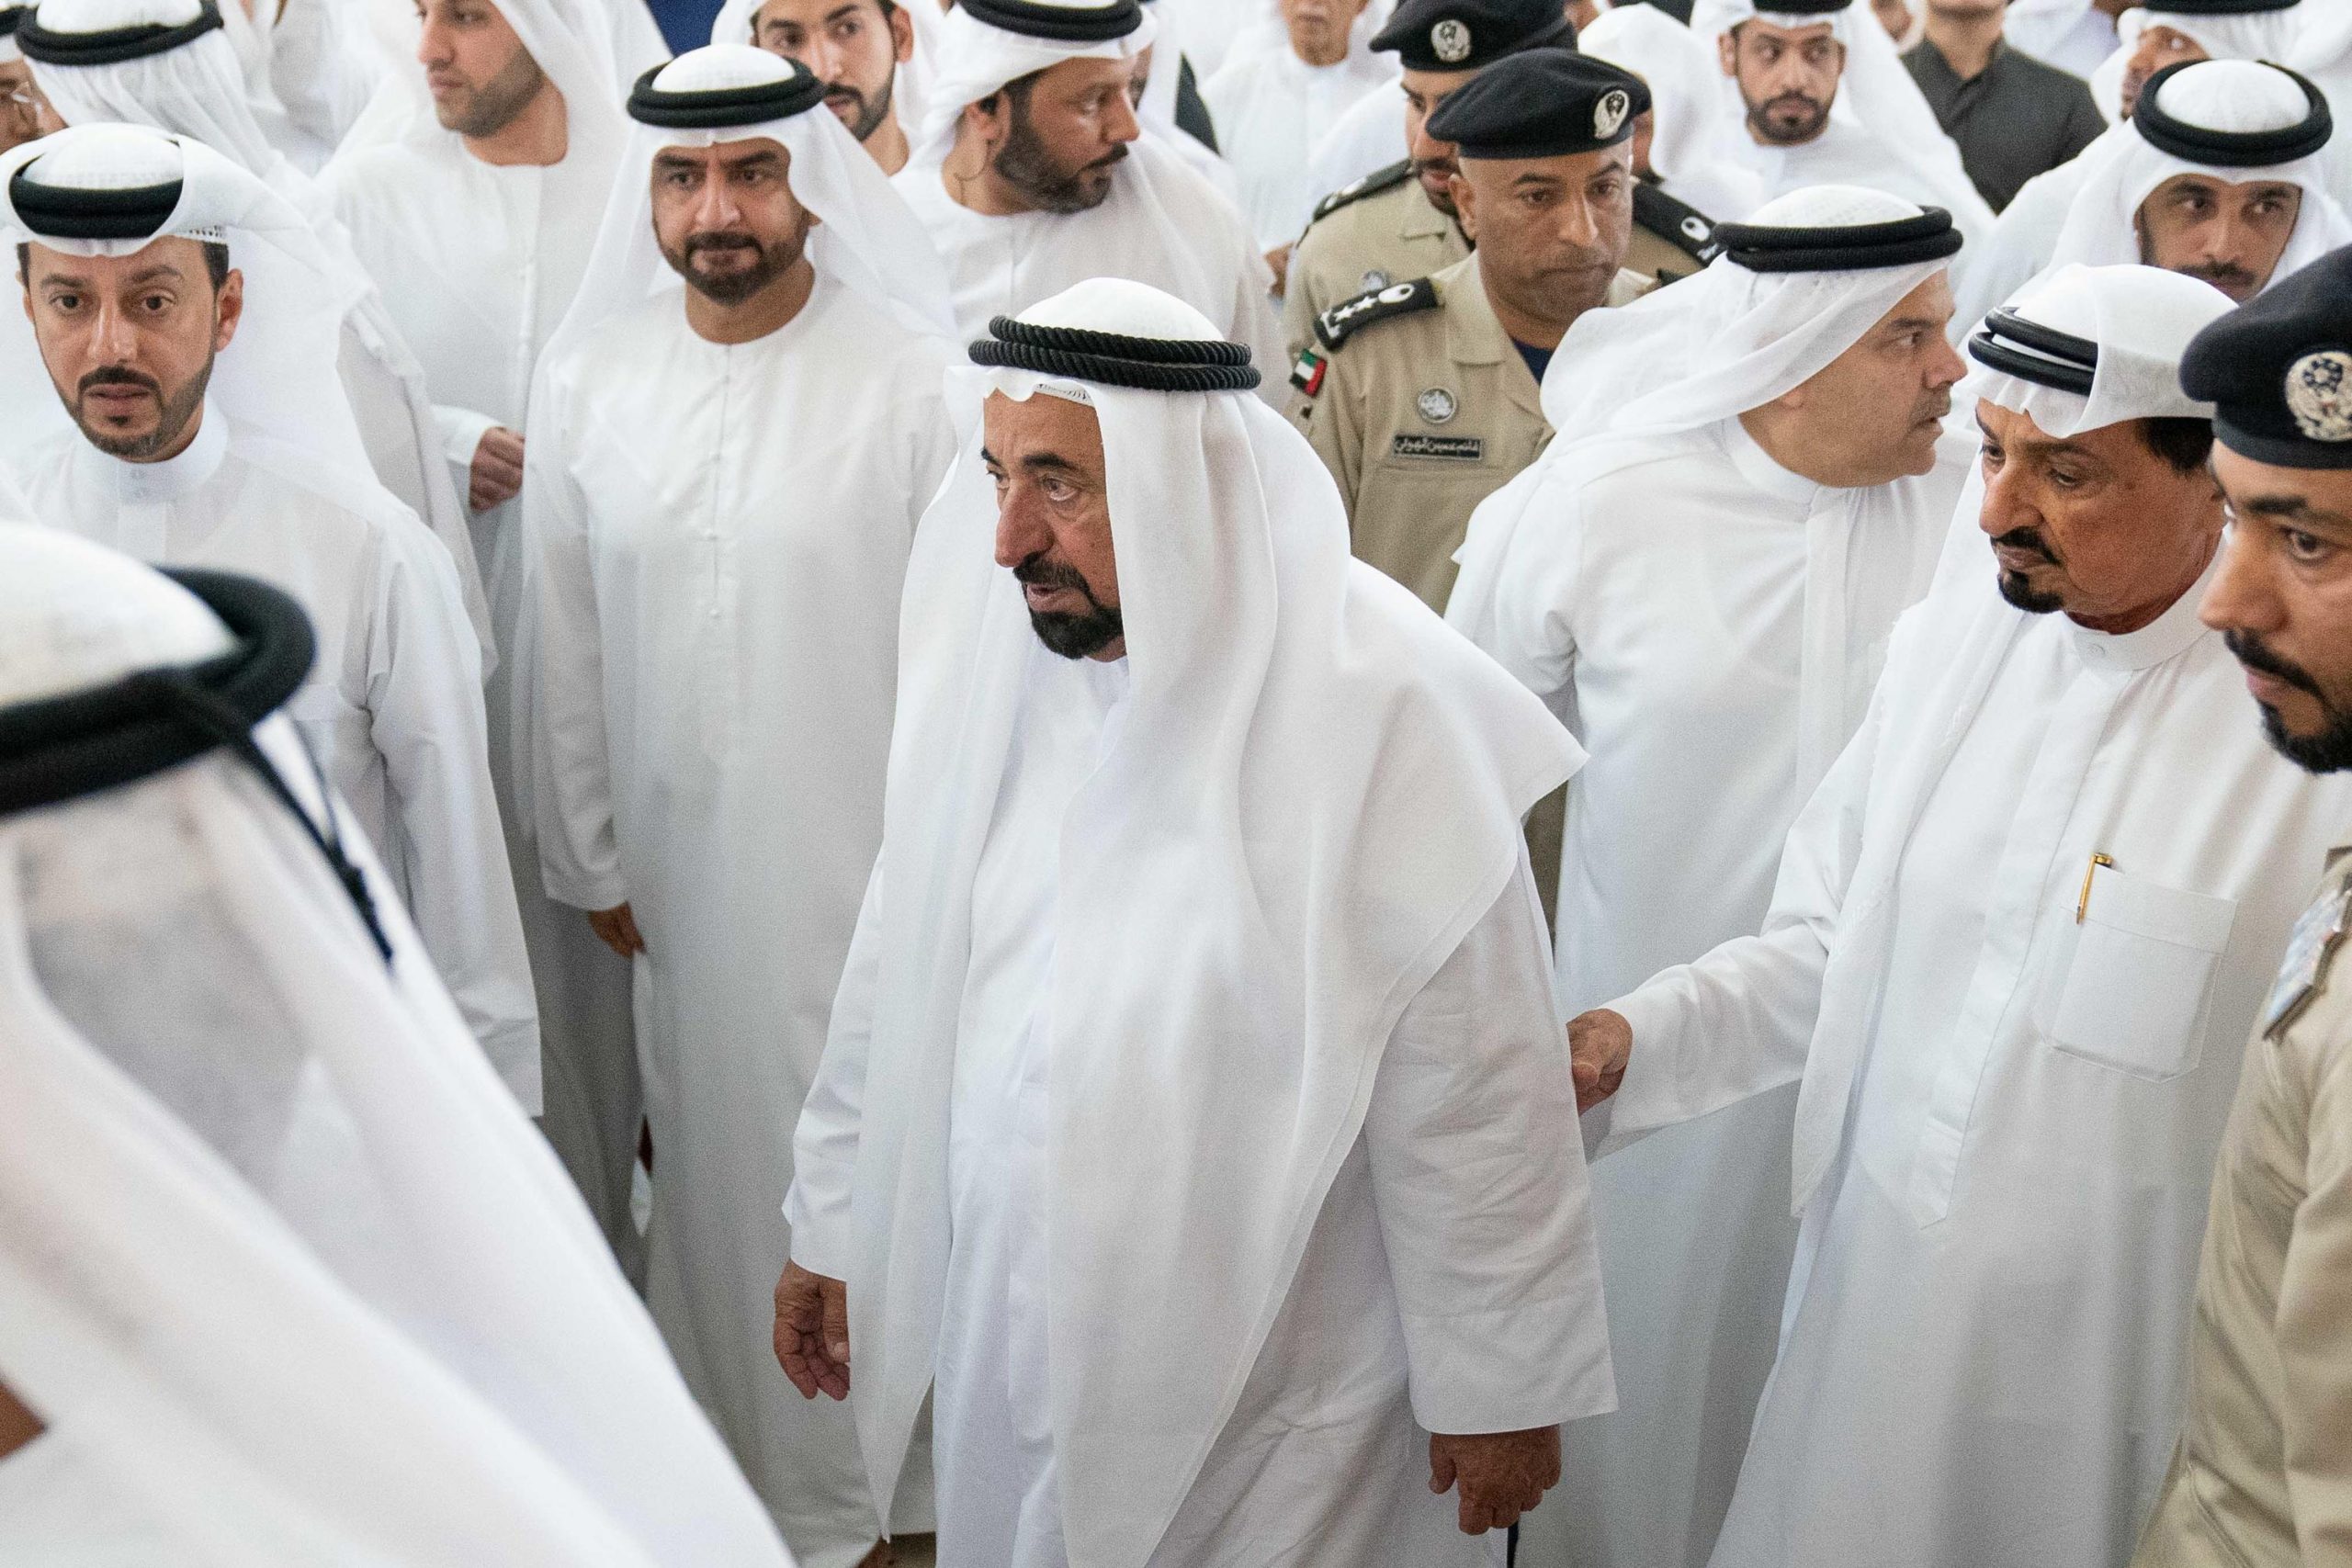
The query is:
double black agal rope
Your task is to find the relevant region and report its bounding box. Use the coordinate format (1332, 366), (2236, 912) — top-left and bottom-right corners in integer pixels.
(1712, 207), (1962, 274)
(1969, 308), (2099, 396)
(2132, 58), (2332, 167)
(0, 570), (392, 961)
(17, 0), (222, 65)
(969, 316), (1262, 392)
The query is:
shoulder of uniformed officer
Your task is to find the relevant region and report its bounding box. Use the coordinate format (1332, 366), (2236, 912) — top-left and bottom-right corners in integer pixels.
(1307, 158), (1416, 228)
(1310, 275), (1441, 355)
(1633, 178), (1723, 265)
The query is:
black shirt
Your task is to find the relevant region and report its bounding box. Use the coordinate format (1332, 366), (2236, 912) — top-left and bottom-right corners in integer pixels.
(1902, 35), (2106, 212)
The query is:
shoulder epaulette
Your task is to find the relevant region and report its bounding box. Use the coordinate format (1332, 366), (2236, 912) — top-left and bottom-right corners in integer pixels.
(1308, 158), (1414, 226)
(1634, 180), (1723, 266)
(1314, 275), (1439, 351)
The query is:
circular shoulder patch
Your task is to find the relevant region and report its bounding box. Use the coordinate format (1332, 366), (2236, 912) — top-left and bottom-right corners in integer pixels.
(1417, 386), (1458, 424)
(1430, 17), (1471, 62)
(2287, 350), (2352, 444)
(1360, 267), (1392, 290)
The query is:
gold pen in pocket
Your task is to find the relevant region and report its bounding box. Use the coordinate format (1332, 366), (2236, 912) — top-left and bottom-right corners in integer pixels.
(2076, 853), (2116, 924)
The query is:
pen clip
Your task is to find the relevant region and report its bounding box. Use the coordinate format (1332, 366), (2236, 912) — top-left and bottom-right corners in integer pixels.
(2076, 853), (2115, 924)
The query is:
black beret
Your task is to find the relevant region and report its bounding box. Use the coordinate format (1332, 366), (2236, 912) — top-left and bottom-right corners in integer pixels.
(1370, 0), (1574, 72)
(2132, 60), (2331, 166)
(1424, 47), (1648, 159)
(2181, 245), (2352, 468)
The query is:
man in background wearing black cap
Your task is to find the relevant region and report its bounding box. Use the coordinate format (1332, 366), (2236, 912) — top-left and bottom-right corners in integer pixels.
(1286, 48), (1650, 615)
(1278, 0), (1567, 362)
(2133, 243), (2352, 1568)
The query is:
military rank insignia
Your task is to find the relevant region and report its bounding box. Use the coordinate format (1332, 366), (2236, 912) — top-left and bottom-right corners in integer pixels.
(1291, 347), (1327, 397)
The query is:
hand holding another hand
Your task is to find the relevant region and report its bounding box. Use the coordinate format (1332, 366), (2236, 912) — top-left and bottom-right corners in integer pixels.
(1568, 1008), (1633, 1111)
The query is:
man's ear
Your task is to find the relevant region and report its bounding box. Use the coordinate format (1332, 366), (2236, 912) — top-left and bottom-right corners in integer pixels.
(1450, 170), (1478, 243)
(890, 4), (915, 62)
(1716, 27), (1738, 76)
(212, 268), (244, 354)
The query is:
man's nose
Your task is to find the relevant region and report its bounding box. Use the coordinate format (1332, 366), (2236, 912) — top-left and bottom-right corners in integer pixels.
(1977, 460), (2037, 539)
(1102, 86), (1141, 144)
(1925, 333), (1966, 391)
(2200, 521), (2282, 637)
(995, 497), (1052, 570)
(693, 170), (740, 228)
(416, 17), (451, 63)
(90, 297), (139, 364)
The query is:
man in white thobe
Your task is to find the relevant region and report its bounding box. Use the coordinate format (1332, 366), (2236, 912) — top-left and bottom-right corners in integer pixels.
(892, 0), (1283, 379)
(3, 125), (537, 1100)
(773, 279), (1614, 1568)
(525, 48), (956, 1568)
(321, 0), (640, 1258)
(1446, 186), (1970, 1568)
(1958, 59), (2352, 334)
(1690, 0), (1994, 243)
(19, 0), (494, 651)
(1570, 260), (2352, 1568)
(0, 526), (797, 1568)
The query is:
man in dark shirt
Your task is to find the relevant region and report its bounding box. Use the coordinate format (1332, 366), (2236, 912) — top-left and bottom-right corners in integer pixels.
(1903, 0), (2105, 209)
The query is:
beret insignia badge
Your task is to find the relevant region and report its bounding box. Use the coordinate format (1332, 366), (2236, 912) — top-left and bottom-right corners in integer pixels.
(1430, 17), (1471, 61)
(1593, 87), (1631, 141)
(2287, 350), (2352, 443)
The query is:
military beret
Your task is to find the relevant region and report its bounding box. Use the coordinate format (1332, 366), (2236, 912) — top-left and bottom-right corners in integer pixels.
(1369, 0), (1574, 72)
(2181, 246), (2352, 468)
(1423, 47), (1648, 159)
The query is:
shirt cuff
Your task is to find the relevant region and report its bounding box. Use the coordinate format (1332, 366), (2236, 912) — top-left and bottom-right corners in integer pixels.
(435, 404), (501, 471)
(1599, 982), (1692, 1136)
(1403, 1289), (1618, 1437)
(784, 1176), (856, 1282)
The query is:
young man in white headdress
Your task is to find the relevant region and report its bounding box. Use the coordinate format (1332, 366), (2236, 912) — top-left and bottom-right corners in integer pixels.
(4, 125), (537, 1103)
(1446, 185), (1970, 1568)
(320, 0), (642, 1261)
(1960, 60), (2351, 332)
(20, 0), (495, 652)
(525, 46), (957, 1568)
(0, 526), (797, 1568)
(1199, 0), (1394, 281)
(2089, 0), (2305, 121)
(1569, 259), (2352, 1568)
(1691, 0), (1995, 243)
(773, 278), (1615, 1567)
(712, 0), (927, 175)
(892, 0), (1283, 378)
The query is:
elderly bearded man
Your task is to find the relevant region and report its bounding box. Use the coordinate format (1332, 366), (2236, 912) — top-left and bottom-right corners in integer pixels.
(322, 0), (644, 1265)
(527, 46), (956, 1568)
(1961, 60), (2352, 333)
(773, 278), (1614, 1568)
(893, 0), (1283, 378)
(1449, 186), (1969, 1568)
(1571, 260), (2352, 1567)
(4, 125), (540, 1105)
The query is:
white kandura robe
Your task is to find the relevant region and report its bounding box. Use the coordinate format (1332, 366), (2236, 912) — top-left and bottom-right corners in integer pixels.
(13, 412), (540, 1102)
(790, 639), (1614, 1568)
(1200, 41), (1396, 250)
(528, 276), (956, 1568)
(1453, 417), (1967, 1568)
(1600, 554), (2352, 1568)
(894, 136), (1285, 383)
(322, 129), (639, 1258)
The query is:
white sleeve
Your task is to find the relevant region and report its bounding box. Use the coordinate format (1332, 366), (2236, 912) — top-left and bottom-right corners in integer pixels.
(1459, 474), (1585, 702)
(364, 516), (542, 1108)
(1598, 679), (1880, 1145)
(434, 404), (502, 471)
(785, 852), (887, 1281)
(522, 386), (627, 913)
(1363, 848), (1616, 1436)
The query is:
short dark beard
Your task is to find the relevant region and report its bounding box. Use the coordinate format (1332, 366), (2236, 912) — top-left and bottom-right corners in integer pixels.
(993, 96), (1125, 215)
(1990, 526), (2066, 614)
(1746, 91), (1830, 146)
(2226, 629), (2352, 773)
(660, 223), (808, 305)
(1014, 550), (1123, 659)
(1412, 155), (1458, 217)
(436, 46), (548, 138)
(828, 66), (895, 142)
(71, 358), (211, 460)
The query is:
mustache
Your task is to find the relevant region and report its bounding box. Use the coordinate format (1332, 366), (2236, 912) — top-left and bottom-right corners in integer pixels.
(1764, 93), (1825, 114)
(1088, 142), (1130, 173)
(1991, 525), (2059, 564)
(1013, 552), (1091, 592)
(78, 366), (160, 398)
(683, 231), (763, 257)
(2177, 260), (2258, 291)
(2225, 629), (2323, 697)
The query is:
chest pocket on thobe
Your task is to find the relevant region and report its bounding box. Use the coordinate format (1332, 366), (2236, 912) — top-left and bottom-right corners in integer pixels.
(2047, 869), (2238, 1082)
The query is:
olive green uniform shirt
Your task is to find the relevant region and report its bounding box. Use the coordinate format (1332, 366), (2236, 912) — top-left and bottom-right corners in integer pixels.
(1281, 164), (1469, 365)
(2133, 841), (2352, 1568)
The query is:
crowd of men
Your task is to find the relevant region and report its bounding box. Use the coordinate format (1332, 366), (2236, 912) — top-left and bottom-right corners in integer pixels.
(4, 0), (2352, 1562)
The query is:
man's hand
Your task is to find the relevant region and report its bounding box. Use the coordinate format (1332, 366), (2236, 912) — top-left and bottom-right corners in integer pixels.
(774, 1259), (852, 1400)
(469, 425), (526, 512)
(586, 901), (645, 959)
(1263, 243), (1294, 297)
(1568, 1007), (1633, 1111)
(1429, 1426), (1561, 1533)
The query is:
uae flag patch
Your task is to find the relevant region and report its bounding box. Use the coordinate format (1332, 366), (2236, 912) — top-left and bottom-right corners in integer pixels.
(1291, 347), (1327, 396)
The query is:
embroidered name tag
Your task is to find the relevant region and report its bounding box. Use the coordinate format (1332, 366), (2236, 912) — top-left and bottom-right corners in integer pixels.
(1391, 433), (1484, 461)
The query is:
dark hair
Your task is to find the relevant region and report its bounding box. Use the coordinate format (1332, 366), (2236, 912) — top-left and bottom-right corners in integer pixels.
(2140, 416), (2214, 475)
(978, 66), (1045, 116)
(16, 237), (232, 295)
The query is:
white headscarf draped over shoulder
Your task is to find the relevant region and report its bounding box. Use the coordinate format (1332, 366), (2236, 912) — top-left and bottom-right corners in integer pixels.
(837, 277), (1581, 1568)
(0, 525), (797, 1568)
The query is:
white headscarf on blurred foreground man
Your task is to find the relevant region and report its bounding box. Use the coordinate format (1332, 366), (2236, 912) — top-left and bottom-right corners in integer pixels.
(1449, 185), (1972, 1568)
(1569, 259), (2352, 1568)
(775, 278), (1614, 1567)
(0, 526), (797, 1568)
(2, 123), (538, 1100)
(524, 45), (956, 1565)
